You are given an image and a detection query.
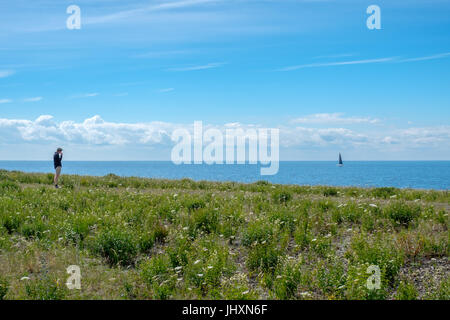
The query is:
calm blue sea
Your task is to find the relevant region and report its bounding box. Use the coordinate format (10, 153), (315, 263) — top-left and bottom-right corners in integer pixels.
(0, 161), (448, 190)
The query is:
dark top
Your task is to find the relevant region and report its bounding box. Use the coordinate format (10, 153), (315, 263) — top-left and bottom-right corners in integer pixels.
(53, 152), (62, 169)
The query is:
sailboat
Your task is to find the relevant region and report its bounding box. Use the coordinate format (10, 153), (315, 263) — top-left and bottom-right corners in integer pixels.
(337, 153), (343, 167)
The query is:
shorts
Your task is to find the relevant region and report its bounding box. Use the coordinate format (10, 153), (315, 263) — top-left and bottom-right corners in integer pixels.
(55, 166), (62, 175)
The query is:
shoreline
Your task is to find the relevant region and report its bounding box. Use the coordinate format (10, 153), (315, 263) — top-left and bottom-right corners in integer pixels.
(0, 168), (448, 192)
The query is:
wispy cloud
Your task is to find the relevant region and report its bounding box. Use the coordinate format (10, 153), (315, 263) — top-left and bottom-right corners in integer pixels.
(0, 70), (15, 78)
(23, 97), (43, 102)
(292, 113), (380, 125)
(278, 57), (395, 71)
(399, 52), (450, 63)
(158, 88), (175, 93)
(168, 62), (225, 71)
(279, 51), (450, 71)
(0, 99), (12, 104)
(87, 0), (221, 25)
(132, 50), (195, 59)
(313, 53), (355, 59)
(70, 93), (100, 99)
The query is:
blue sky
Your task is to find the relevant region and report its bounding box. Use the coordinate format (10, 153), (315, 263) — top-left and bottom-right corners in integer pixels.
(0, 0), (449, 160)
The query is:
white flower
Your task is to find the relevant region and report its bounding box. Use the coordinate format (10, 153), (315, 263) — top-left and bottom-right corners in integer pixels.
(300, 292), (311, 297)
(194, 260), (201, 265)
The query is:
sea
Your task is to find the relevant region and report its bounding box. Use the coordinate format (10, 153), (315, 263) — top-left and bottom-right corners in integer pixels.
(0, 161), (448, 190)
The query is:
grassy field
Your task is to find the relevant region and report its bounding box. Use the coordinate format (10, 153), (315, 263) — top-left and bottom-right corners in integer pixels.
(0, 169), (448, 300)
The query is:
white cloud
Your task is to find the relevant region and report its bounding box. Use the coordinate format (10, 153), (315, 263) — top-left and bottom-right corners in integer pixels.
(0, 99), (12, 104)
(0, 115), (449, 160)
(278, 57), (395, 71)
(0, 70), (15, 78)
(23, 96), (43, 102)
(86, 0), (221, 25)
(281, 126), (369, 147)
(292, 113), (380, 125)
(395, 126), (450, 146)
(399, 52), (450, 63)
(0, 115), (177, 146)
(70, 93), (99, 99)
(158, 88), (175, 93)
(279, 52), (450, 71)
(168, 62), (224, 71)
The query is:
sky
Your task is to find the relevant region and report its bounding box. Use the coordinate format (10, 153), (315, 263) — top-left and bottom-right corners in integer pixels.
(0, 0), (449, 161)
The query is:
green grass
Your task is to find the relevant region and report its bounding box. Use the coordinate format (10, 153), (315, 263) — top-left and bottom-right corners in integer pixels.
(0, 169), (448, 300)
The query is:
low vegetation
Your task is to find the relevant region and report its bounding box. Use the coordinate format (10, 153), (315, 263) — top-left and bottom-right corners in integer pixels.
(0, 170), (448, 300)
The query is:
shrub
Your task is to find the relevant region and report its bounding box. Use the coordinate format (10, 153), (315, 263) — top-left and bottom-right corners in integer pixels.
(185, 198), (206, 212)
(0, 180), (20, 191)
(92, 228), (138, 266)
(189, 208), (219, 236)
(323, 187), (338, 197)
(372, 187), (397, 199)
(242, 221), (274, 247)
(20, 221), (47, 239)
(384, 202), (421, 226)
(0, 276), (8, 300)
(346, 234), (404, 286)
(272, 260), (302, 299)
(395, 281), (418, 300)
(25, 276), (67, 300)
(140, 254), (176, 299)
(425, 277), (450, 300)
(247, 244), (280, 273)
(314, 258), (346, 299)
(272, 190), (292, 204)
(344, 263), (388, 300)
(152, 223), (169, 243)
(2, 214), (22, 234)
(64, 217), (92, 244)
(167, 237), (191, 268)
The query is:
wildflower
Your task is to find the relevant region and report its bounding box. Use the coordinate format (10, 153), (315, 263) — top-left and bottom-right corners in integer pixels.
(300, 292), (311, 297)
(194, 260), (201, 265)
